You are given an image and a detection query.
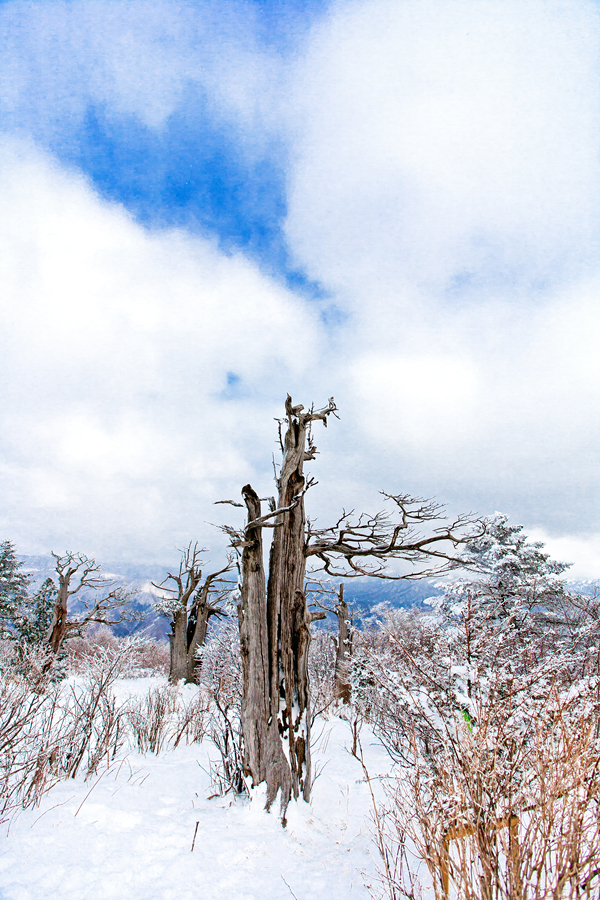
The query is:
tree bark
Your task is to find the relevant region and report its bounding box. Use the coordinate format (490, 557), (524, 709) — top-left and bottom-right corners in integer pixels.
(234, 397), (337, 817)
(47, 576), (70, 654)
(266, 398), (314, 802)
(169, 607), (188, 684)
(185, 567), (232, 684)
(238, 485), (291, 811)
(334, 584), (352, 704)
(185, 599), (210, 685)
(155, 546), (231, 685)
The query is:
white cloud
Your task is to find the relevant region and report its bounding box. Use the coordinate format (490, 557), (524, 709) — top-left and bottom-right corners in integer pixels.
(273, 0), (600, 555)
(286, 0), (600, 298)
(0, 138), (323, 561)
(528, 530), (600, 582)
(0, 0), (284, 145)
(1, 0), (599, 575)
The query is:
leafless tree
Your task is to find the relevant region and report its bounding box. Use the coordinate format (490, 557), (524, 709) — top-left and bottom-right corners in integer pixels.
(45, 552), (137, 656)
(152, 543), (233, 684)
(220, 395), (484, 820)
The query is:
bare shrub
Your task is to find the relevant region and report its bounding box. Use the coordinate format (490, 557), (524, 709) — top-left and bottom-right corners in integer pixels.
(352, 595), (600, 900)
(127, 684), (180, 754)
(199, 617), (247, 797)
(0, 639), (16, 671)
(8, 641), (61, 691)
(61, 642), (135, 779)
(0, 677), (64, 823)
(133, 636), (170, 676)
(67, 624), (119, 670)
(0, 649), (67, 824)
(171, 691), (209, 748)
(374, 684), (600, 900)
(1, 635), (197, 825)
(205, 692), (247, 797)
(67, 625), (169, 677)
(1, 637), (140, 816)
(308, 626), (337, 721)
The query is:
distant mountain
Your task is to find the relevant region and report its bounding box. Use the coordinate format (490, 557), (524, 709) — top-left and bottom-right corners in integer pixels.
(20, 555), (173, 640)
(332, 577), (441, 611)
(20, 554), (596, 642)
(19, 554), (440, 639)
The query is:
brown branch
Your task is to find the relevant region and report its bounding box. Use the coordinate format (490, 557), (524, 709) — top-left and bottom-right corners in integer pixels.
(304, 496), (485, 580)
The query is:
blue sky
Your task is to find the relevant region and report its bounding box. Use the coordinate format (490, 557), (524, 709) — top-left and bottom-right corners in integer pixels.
(1, 0), (327, 280)
(1, 0), (600, 574)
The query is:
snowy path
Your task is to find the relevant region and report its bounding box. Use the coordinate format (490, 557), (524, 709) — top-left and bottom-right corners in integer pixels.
(0, 691), (389, 900)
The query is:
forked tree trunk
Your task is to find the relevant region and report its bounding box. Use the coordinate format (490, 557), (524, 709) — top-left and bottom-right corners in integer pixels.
(238, 486), (291, 808)
(46, 577), (70, 654)
(185, 601), (211, 684)
(237, 396), (335, 817)
(157, 548), (231, 685)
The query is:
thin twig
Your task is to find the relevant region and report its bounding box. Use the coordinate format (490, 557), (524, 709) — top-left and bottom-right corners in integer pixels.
(281, 875), (299, 899)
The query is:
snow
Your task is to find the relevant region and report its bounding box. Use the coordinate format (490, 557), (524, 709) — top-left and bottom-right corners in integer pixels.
(0, 679), (389, 900)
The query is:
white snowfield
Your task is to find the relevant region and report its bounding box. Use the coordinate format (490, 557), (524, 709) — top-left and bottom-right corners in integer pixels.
(0, 679), (389, 900)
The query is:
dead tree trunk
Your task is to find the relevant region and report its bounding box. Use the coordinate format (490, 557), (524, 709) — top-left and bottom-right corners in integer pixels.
(333, 584), (352, 704)
(153, 544), (232, 685)
(267, 399), (313, 803)
(47, 570), (70, 654)
(185, 570), (234, 684)
(169, 607), (189, 684)
(45, 552), (133, 657)
(237, 485), (291, 807)
(185, 604), (207, 684)
(223, 394), (483, 819)
(231, 396), (336, 816)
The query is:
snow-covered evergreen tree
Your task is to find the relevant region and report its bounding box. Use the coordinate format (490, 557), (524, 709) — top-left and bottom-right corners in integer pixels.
(429, 513), (570, 644)
(0, 540), (29, 634)
(0, 541), (58, 645)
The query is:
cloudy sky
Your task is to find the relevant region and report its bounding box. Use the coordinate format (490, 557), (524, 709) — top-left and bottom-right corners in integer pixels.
(1, 0), (599, 575)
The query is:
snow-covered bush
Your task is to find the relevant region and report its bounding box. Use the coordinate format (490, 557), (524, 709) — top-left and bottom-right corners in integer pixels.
(0, 675), (64, 823)
(375, 678), (600, 900)
(127, 684), (209, 753)
(59, 642), (137, 779)
(67, 625), (169, 677)
(351, 520), (600, 899)
(170, 690), (209, 748)
(127, 684), (180, 754)
(0, 642), (136, 824)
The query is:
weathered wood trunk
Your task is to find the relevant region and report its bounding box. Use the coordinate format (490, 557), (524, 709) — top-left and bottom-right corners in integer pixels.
(267, 404), (313, 801)
(235, 396), (337, 817)
(334, 584), (352, 704)
(185, 600), (211, 684)
(157, 549), (232, 685)
(238, 485), (291, 809)
(169, 608), (188, 684)
(46, 578), (70, 654)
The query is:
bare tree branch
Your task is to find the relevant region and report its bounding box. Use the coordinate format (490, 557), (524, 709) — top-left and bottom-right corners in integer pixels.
(153, 543), (234, 684)
(46, 552), (140, 655)
(305, 495), (485, 580)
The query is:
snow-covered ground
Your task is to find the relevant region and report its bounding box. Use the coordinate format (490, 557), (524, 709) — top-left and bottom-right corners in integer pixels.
(0, 679), (390, 900)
